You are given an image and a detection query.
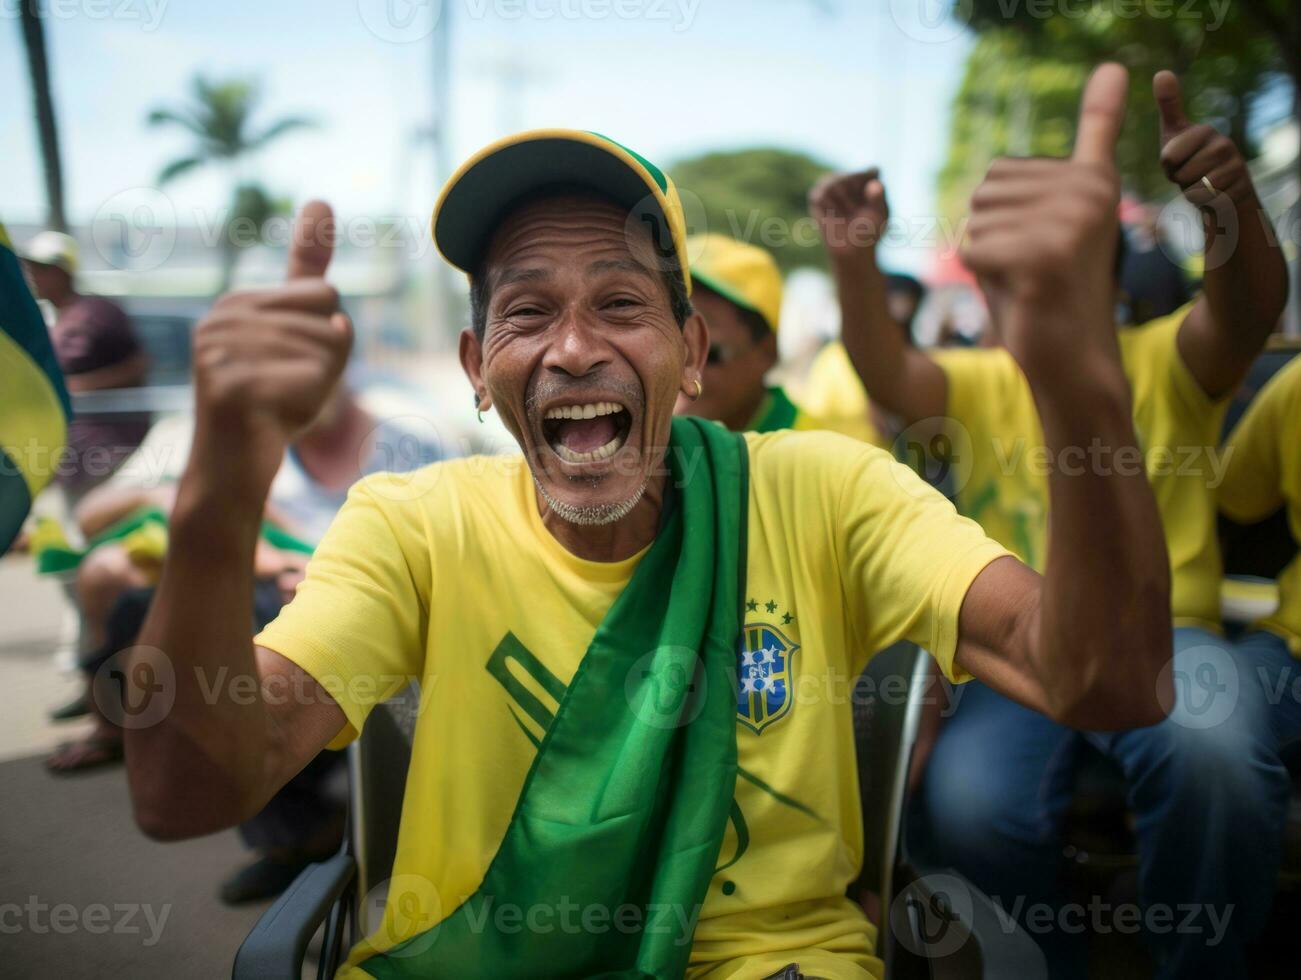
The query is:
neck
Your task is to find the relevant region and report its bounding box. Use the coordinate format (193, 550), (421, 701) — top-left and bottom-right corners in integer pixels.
(728, 386), (769, 433)
(49, 286), (78, 310)
(536, 469), (667, 563)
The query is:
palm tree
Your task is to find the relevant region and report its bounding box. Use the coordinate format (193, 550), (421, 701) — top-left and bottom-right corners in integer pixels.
(148, 75), (314, 292)
(19, 0), (67, 232)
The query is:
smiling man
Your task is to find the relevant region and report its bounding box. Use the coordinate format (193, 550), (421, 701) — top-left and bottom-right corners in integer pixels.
(127, 67), (1170, 980)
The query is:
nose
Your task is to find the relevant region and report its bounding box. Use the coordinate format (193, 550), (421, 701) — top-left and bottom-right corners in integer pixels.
(541, 307), (612, 378)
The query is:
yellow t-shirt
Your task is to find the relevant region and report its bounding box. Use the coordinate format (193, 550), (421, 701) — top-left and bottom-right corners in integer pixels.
(1219, 356), (1301, 656)
(933, 305), (1227, 626)
(256, 430), (1007, 980)
(932, 345), (1048, 569)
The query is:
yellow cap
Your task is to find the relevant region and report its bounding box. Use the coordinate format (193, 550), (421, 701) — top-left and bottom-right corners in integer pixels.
(432, 129), (691, 295)
(687, 233), (782, 334)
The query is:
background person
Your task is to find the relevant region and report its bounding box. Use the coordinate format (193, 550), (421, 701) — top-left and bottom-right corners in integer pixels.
(811, 70), (1290, 979)
(19, 231), (150, 500)
(674, 232), (880, 443)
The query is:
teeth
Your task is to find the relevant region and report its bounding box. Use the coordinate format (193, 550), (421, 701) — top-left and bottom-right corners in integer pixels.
(543, 402), (624, 420)
(552, 430), (626, 464)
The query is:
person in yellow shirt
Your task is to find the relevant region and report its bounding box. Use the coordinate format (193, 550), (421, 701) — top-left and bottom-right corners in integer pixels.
(811, 70), (1290, 980)
(1218, 350), (1301, 731)
(124, 67), (1173, 980)
(673, 232), (884, 445)
(796, 270), (926, 448)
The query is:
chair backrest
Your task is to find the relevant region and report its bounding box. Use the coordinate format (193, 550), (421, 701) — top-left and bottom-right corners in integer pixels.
(849, 642), (929, 976)
(349, 681), (421, 935)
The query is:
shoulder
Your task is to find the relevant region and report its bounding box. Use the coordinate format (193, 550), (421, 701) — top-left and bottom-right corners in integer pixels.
(932, 345), (1019, 386)
(743, 429), (902, 505)
(349, 452), (528, 522)
(1118, 301), (1194, 361)
(69, 295), (129, 326)
(1237, 355), (1301, 436)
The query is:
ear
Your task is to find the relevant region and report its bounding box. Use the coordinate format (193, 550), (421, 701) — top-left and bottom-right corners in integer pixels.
(458, 328), (492, 411)
(679, 310), (709, 398)
(757, 330), (779, 371)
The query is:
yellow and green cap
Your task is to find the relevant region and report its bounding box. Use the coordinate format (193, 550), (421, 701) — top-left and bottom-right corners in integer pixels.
(686, 233), (782, 334)
(431, 128), (691, 295)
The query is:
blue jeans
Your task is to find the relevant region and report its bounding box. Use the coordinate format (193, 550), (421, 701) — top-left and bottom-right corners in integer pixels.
(911, 628), (1301, 980)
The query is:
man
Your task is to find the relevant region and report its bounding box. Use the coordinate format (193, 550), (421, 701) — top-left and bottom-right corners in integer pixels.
(19, 231), (150, 498)
(811, 70), (1289, 979)
(673, 232), (879, 443)
(1217, 350), (1301, 810)
(126, 67), (1170, 979)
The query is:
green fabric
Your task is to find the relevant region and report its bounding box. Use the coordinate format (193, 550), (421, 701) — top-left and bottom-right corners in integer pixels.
(363, 416), (749, 980)
(749, 386), (800, 434)
(36, 505), (316, 575)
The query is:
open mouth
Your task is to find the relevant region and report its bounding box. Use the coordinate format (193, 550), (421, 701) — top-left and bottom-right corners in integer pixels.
(541, 401), (633, 464)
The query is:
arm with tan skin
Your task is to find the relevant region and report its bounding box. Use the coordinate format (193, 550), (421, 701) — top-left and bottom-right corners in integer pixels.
(810, 169), (947, 425)
(1151, 71), (1290, 398)
(124, 202), (353, 840)
(948, 65), (1172, 730)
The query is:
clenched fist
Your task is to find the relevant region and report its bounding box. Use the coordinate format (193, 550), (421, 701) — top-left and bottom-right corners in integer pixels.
(808, 166), (889, 271)
(961, 63), (1126, 375)
(1155, 70), (1254, 209)
(191, 200), (353, 489)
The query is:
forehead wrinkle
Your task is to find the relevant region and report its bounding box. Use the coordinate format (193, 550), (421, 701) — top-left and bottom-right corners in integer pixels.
(486, 197), (635, 264)
(495, 266), (552, 288)
(586, 258), (657, 281)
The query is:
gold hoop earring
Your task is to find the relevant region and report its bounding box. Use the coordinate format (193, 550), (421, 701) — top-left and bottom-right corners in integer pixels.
(691, 378), (703, 400)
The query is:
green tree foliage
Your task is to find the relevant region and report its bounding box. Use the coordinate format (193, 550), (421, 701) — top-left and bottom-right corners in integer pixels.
(939, 0), (1286, 218)
(149, 75), (314, 292)
(669, 147), (834, 271)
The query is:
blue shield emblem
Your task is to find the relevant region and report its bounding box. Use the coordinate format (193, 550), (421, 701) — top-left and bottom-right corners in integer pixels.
(737, 623), (799, 733)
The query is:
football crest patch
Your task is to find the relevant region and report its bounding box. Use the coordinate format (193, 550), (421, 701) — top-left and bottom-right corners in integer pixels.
(736, 617), (799, 734)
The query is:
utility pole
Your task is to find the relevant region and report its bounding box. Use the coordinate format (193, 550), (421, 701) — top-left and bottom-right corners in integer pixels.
(429, 0), (458, 349)
(19, 0), (67, 232)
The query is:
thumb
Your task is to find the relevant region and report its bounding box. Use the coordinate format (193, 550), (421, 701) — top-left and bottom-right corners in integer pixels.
(1072, 62), (1129, 168)
(864, 177), (886, 208)
(287, 199), (335, 280)
(1153, 69), (1190, 143)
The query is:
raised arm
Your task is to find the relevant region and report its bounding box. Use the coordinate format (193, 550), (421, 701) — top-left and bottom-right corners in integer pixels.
(954, 64), (1172, 730)
(1152, 70), (1290, 398)
(125, 201), (353, 839)
(809, 169), (947, 424)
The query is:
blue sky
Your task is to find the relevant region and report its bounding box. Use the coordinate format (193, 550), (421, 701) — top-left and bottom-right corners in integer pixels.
(0, 0), (972, 270)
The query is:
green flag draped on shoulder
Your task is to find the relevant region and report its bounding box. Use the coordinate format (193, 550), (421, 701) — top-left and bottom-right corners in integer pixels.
(0, 223), (70, 554)
(363, 416), (749, 979)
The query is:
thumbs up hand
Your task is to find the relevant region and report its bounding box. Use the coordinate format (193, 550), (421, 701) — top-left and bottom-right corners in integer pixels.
(192, 200), (353, 492)
(961, 63), (1126, 377)
(1154, 70), (1252, 208)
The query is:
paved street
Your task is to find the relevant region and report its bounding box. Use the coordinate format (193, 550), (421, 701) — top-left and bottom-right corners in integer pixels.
(0, 554), (269, 978)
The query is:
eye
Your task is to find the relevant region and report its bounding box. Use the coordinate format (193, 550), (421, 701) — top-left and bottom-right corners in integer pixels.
(603, 296), (642, 311)
(506, 304), (547, 318)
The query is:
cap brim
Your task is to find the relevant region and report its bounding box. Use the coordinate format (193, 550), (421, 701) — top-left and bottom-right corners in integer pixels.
(432, 130), (683, 284)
